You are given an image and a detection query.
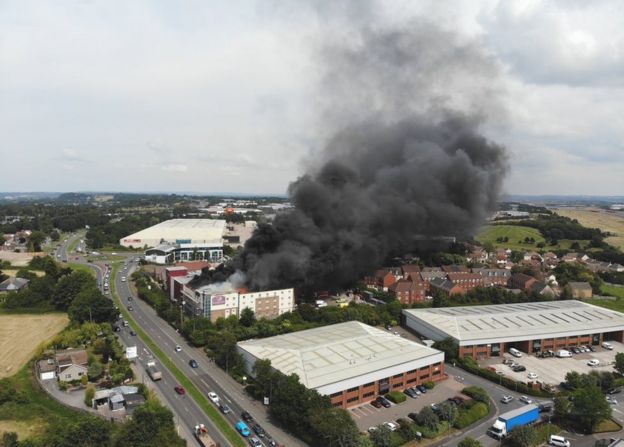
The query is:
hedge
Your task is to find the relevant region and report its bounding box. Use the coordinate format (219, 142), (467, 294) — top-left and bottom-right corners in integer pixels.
(386, 390), (407, 404)
(462, 386), (490, 408)
(424, 381), (435, 389)
(454, 402), (489, 429)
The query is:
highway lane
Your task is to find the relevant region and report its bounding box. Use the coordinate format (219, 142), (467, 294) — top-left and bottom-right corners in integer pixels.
(116, 261), (307, 447)
(86, 257), (229, 447)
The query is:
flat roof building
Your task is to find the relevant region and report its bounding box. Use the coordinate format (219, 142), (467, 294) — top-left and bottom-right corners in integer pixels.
(404, 300), (624, 359)
(237, 321), (445, 408)
(120, 219), (226, 264)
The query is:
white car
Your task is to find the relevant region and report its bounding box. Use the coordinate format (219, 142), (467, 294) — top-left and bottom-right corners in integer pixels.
(121, 277), (126, 282)
(549, 435), (571, 447)
(501, 395), (513, 404)
(383, 422), (398, 432)
(367, 427), (378, 434)
(602, 342), (614, 350)
(208, 392), (220, 404)
(607, 396), (618, 405)
(175, 345), (182, 352)
(527, 372), (538, 380)
(587, 359), (600, 367)
(519, 396), (533, 404)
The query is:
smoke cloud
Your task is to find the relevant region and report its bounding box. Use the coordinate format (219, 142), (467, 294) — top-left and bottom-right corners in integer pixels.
(234, 5), (508, 294)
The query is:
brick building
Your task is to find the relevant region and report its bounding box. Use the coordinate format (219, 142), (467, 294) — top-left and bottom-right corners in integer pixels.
(237, 322), (445, 409)
(388, 279), (427, 304)
(404, 300), (624, 360)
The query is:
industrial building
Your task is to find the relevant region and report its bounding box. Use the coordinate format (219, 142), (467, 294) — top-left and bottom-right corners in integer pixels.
(403, 300), (624, 359)
(237, 321), (445, 408)
(120, 219), (226, 264)
(181, 284), (295, 322)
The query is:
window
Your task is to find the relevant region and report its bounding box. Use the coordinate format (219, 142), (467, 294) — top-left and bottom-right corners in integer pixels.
(393, 373), (403, 379)
(407, 378), (417, 384)
(347, 396), (359, 403)
(330, 392), (343, 398)
(65, 374), (71, 379)
(363, 391), (375, 398)
(407, 369), (417, 374)
(392, 383), (402, 389)
(364, 382), (375, 388)
(347, 386), (359, 393)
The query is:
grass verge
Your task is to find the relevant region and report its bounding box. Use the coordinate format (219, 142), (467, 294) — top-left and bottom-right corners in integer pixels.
(109, 263), (245, 447)
(594, 419), (622, 433)
(67, 263), (96, 277)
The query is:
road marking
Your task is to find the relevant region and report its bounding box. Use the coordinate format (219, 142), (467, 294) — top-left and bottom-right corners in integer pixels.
(225, 396), (232, 403)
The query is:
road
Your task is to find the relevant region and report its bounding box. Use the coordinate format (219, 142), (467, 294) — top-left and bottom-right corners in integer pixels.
(115, 260), (307, 447)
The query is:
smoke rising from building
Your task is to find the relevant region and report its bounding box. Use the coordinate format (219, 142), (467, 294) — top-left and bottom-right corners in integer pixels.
(234, 7), (508, 294)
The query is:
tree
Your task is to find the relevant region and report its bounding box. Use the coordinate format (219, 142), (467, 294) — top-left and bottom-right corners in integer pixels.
(615, 352), (624, 375)
(554, 396), (571, 420)
(239, 307), (256, 327)
(417, 406), (439, 431)
(53, 270), (95, 310)
(571, 385), (612, 433)
(437, 401), (458, 425)
(433, 337), (458, 362)
(458, 437), (482, 447)
(68, 287), (116, 323)
(85, 384), (96, 407)
(507, 424), (536, 447)
(252, 358), (274, 400)
(369, 425), (392, 447)
(28, 230), (46, 252)
(113, 399), (185, 447)
(308, 407), (361, 447)
(2, 432), (18, 447)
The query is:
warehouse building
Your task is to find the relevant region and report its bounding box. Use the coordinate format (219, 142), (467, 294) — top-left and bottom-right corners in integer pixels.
(120, 219), (225, 264)
(404, 300), (624, 359)
(237, 321), (445, 408)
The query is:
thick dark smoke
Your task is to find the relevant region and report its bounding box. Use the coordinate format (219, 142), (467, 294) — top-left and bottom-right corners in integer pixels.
(233, 7), (508, 295)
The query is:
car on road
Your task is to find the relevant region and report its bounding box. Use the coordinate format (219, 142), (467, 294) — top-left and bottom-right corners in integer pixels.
(252, 424), (265, 437)
(519, 396), (533, 404)
(175, 345), (182, 352)
(127, 296), (132, 301)
(174, 385), (185, 395)
(588, 359), (600, 367)
(208, 392), (219, 403)
(501, 395), (513, 404)
(241, 410), (254, 422)
(236, 421), (251, 437)
(120, 277), (126, 282)
(539, 402), (553, 413)
(248, 438), (262, 447)
(189, 359), (198, 368)
(383, 422), (398, 432)
(219, 403), (231, 414)
(527, 372), (538, 380)
(128, 306), (133, 311)
(129, 330), (136, 336)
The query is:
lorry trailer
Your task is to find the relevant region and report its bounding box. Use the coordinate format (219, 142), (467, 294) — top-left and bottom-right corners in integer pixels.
(488, 404), (539, 439)
(145, 360), (162, 381)
(194, 424), (218, 447)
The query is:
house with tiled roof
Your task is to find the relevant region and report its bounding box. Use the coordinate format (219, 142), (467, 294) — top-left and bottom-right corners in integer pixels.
(0, 277), (29, 293)
(429, 277), (464, 297)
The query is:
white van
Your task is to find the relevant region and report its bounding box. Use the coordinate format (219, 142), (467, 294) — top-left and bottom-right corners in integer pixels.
(602, 342), (614, 350)
(556, 349), (572, 358)
(549, 435), (570, 447)
(509, 348), (522, 358)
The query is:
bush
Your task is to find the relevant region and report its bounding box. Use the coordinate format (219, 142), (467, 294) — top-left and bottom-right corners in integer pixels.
(386, 391), (407, 404)
(462, 386), (490, 407)
(535, 424), (561, 445)
(424, 381), (435, 389)
(454, 402), (489, 429)
(84, 384), (95, 407)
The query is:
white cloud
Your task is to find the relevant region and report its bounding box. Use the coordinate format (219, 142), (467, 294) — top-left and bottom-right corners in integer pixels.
(161, 164), (189, 173)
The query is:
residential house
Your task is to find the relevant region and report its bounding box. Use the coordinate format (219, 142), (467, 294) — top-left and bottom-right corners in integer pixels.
(55, 349), (88, 382)
(365, 269), (398, 291)
(530, 282), (555, 297)
(466, 247), (488, 264)
(429, 277), (465, 297)
(420, 270), (449, 291)
(523, 251), (543, 262)
(586, 260), (612, 273)
(37, 359), (56, 381)
(0, 277), (29, 293)
(446, 272), (484, 291)
(611, 264), (624, 273)
(388, 279), (427, 305)
(441, 264), (470, 273)
(567, 282), (593, 299)
(495, 248), (510, 267)
(400, 264), (421, 278)
(509, 273), (537, 292)
(562, 253), (589, 263)
(473, 268), (511, 287)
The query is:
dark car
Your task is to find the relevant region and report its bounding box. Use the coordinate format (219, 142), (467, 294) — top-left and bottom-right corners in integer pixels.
(589, 345), (596, 352)
(513, 365), (526, 372)
(538, 403), (552, 413)
(407, 412), (419, 422)
(608, 388), (622, 395)
(571, 347), (580, 354)
(128, 306), (133, 311)
(127, 296), (133, 301)
(174, 385), (185, 395)
(189, 359), (198, 368)
(371, 399), (383, 409)
(416, 385), (427, 394)
(404, 388), (418, 398)
(252, 424), (265, 437)
(113, 325), (120, 332)
(241, 410), (254, 422)
(129, 330), (137, 336)
(219, 403), (231, 414)
(379, 397), (392, 408)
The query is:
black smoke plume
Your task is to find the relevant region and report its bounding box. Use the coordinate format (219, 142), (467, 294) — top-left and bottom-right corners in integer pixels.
(234, 11), (508, 295)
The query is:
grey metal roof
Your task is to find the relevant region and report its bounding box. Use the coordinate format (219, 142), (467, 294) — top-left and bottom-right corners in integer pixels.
(404, 300), (624, 344)
(237, 321), (442, 390)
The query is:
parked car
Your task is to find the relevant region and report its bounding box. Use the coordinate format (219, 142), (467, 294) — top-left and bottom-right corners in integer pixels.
(549, 435), (571, 447)
(371, 399), (383, 409)
(367, 427), (378, 434)
(602, 342), (614, 350)
(127, 296), (133, 301)
(208, 392), (220, 403)
(503, 358), (513, 365)
(509, 348), (523, 358)
(407, 412), (419, 421)
(608, 388), (622, 395)
(411, 386), (422, 395)
(527, 372), (538, 380)
(383, 422), (398, 432)
(129, 330), (137, 336)
(589, 345), (597, 352)
(519, 396), (533, 404)
(571, 347), (580, 354)
(607, 397), (618, 405)
(416, 385), (427, 394)
(539, 402), (553, 413)
(513, 365), (526, 372)
(501, 395), (513, 404)
(174, 385), (185, 395)
(430, 403), (440, 413)
(241, 410), (254, 422)
(378, 396), (392, 408)
(587, 359), (600, 367)
(404, 388), (418, 398)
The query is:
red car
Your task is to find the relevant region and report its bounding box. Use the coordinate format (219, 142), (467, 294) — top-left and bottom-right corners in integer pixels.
(370, 399), (383, 409)
(174, 385), (185, 395)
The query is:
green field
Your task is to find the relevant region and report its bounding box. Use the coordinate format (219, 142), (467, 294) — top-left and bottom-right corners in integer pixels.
(66, 263), (96, 277)
(586, 284), (624, 313)
(476, 225), (545, 251)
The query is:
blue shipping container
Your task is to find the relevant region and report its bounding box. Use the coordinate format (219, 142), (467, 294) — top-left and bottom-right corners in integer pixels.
(500, 404), (539, 432)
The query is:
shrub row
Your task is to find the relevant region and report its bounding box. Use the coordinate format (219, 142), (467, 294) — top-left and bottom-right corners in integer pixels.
(386, 391), (407, 404)
(454, 402), (489, 429)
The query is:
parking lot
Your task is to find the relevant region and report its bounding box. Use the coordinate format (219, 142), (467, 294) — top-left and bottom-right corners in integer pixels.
(483, 341), (623, 386)
(349, 377), (467, 431)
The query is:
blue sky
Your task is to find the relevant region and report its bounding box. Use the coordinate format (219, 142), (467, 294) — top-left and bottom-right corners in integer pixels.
(1, 0), (623, 195)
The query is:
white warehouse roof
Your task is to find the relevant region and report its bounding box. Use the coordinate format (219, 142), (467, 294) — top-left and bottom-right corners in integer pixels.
(404, 300), (624, 346)
(120, 219), (225, 248)
(237, 321), (443, 394)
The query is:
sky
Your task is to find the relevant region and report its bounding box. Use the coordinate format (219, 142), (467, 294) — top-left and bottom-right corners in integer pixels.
(1, 0), (623, 196)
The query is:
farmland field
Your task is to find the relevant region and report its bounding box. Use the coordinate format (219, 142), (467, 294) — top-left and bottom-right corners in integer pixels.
(476, 225), (545, 251)
(554, 207), (624, 250)
(0, 314), (69, 378)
